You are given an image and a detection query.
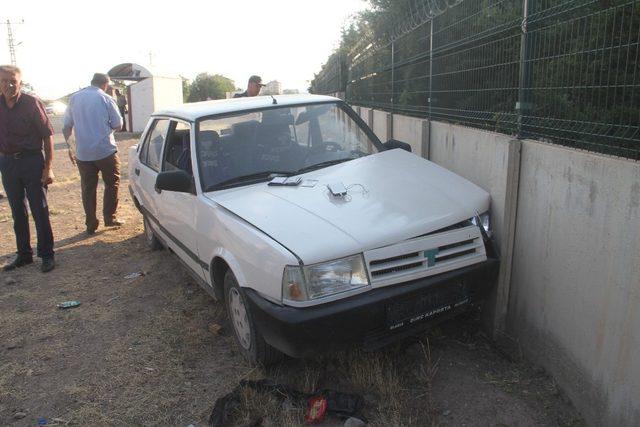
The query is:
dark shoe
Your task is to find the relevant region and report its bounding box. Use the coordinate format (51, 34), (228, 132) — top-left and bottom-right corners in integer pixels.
(105, 219), (125, 227)
(3, 256), (33, 271)
(87, 220), (99, 235)
(41, 257), (55, 273)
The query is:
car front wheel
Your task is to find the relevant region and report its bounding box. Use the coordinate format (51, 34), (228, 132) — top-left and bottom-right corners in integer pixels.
(223, 269), (282, 366)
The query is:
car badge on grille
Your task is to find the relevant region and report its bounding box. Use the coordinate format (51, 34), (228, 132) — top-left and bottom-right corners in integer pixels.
(424, 248), (438, 267)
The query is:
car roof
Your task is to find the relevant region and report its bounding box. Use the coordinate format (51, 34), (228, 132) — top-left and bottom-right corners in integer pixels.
(152, 94), (341, 122)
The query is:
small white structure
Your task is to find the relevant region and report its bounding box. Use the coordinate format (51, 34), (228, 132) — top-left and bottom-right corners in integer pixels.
(262, 80), (282, 95)
(108, 63), (183, 132)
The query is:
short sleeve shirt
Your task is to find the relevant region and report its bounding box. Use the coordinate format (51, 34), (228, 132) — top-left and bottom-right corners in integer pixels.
(0, 93), (54, 154)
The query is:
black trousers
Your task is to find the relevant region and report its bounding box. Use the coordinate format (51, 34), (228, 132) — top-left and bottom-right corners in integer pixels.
(0, 152), (54, 259)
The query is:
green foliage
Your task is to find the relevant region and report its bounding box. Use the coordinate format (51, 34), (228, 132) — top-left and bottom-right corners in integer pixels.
(187, 73), (235, 102)
(181, 76), (190, 103)
(312, 0), (640, 158)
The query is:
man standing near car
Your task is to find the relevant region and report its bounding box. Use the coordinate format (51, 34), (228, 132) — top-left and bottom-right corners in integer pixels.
(0, 65), (56, 272)
(63, 73), (123, 234)
(233, 75), (265, 98)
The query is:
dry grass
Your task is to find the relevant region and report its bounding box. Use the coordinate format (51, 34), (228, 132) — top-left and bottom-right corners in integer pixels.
(219, 340), (441, 426)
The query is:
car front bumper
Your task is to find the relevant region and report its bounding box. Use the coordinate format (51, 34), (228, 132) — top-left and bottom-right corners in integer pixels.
(243, 257), (499, 358)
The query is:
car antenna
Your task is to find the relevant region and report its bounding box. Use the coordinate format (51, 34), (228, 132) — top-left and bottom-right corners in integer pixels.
(270, 95), (278, 105)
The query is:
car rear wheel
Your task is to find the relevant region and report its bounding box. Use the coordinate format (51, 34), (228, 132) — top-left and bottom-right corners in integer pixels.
(143, 215), (163, 251)
(223, 269), (282, 366)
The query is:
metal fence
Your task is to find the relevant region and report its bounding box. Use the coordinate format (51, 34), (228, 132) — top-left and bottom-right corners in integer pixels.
(311, 53), (344, 96)
(314, 0), (640, 160)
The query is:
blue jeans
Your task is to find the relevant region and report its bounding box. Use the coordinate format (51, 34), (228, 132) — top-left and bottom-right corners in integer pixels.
(0, 152), (54, 259)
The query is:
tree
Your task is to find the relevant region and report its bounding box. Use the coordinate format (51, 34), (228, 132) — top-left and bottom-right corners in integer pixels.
(180, 76), (191, 102)
(187, 73), (235, 102)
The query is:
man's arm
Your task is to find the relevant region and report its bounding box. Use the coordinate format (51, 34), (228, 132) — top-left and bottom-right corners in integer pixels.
(32, 98), (55, 184)
(107, 97), (123, 131)
(62, 99), (76, 165)
(41, 135), (54, 185)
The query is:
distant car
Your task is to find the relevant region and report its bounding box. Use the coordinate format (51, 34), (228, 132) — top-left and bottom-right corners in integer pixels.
(128, 94), (498, 365)
(45, 101), (66, 115)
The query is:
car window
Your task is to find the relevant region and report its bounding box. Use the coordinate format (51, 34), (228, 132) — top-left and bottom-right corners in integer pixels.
(163, 121), (193, 174)
(196, 103), (380, 191)
(143, 119), (170, 172)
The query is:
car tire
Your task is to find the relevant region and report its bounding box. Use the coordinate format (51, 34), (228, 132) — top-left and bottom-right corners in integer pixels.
(143, 215), (163, 251)
(223, 269), (282, 366)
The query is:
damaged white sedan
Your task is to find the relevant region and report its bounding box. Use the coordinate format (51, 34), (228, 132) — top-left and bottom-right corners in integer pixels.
(128, 94), (498, 365)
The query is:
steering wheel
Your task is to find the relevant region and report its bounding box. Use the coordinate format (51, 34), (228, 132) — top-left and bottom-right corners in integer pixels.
(322, 141), (343, 152)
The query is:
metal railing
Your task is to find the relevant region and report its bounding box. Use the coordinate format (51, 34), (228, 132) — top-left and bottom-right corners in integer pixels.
(313, 0), (640, 160)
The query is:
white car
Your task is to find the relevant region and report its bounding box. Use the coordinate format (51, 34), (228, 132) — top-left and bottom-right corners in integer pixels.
(45, 101), (67, 115)
(128, 94), (498, 364)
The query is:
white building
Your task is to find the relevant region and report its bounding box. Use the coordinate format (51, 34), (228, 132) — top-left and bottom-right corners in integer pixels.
(261, 80), (282, 95)
(108, 63), (183, 132)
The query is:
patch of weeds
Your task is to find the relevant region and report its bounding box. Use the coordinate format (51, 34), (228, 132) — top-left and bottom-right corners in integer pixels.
(49, 208), (67, 216)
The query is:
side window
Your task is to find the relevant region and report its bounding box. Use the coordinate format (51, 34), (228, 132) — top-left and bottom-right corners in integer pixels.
(162, 121), (192, 174)
(142, 119), (170, 172)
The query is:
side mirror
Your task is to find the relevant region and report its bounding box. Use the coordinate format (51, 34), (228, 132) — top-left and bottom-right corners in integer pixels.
(155, 170), (194, 194)
(383, 139), (412, 153)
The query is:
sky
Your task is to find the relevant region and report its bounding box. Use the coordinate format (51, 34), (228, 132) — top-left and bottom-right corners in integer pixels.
(1, 0), (367, 100)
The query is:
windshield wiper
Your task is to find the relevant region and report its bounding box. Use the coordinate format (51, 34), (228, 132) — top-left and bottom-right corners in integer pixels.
(295, 158), (353, 174)
(206, 171), (294, 191)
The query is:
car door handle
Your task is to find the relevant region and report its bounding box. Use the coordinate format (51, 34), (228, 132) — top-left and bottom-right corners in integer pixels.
(134, 168), (140, 176)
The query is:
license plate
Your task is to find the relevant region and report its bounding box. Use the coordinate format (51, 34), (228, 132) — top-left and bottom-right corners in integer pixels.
(386, 287), (469, 330)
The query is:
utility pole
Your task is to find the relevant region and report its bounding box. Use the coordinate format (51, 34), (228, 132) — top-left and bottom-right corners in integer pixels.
(2, 19), (24, 66)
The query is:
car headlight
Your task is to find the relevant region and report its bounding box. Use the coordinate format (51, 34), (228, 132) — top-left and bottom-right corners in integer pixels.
(472, 211), (491, 237)
(282, 254), (370, 303)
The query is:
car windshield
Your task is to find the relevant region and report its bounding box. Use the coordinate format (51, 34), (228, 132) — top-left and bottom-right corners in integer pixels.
(196, 102), (380, 191)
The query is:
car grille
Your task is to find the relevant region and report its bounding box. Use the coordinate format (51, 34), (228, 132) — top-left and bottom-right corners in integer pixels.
(363, 222), (486, 288)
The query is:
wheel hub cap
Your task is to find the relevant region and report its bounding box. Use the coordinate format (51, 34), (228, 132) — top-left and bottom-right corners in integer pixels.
(229, 288), (251, 350)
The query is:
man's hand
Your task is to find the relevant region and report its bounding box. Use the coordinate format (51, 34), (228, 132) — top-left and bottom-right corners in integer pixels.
(68, 148), (77, 166)
(41, 167), (54, 186)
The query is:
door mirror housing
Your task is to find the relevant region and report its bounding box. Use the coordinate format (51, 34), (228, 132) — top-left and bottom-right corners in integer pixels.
(383, 139), (412, 152)
(155, 170), (194, 194)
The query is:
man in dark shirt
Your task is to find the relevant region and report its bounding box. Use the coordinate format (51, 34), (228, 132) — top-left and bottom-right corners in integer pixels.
(233, 75), (265, 98)
(0, 65), (55, 272)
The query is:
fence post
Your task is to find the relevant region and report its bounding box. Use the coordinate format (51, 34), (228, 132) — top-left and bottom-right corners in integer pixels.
(338, 52), (342, 94)
(517, 0), (534, 137)
(428, 19), (434, 119)
(391, 40), (395, 113)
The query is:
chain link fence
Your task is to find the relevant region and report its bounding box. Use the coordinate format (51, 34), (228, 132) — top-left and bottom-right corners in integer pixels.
(313, 0), (640, 160)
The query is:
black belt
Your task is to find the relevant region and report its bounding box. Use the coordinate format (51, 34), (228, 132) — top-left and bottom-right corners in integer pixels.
(0, 149), (42, 159)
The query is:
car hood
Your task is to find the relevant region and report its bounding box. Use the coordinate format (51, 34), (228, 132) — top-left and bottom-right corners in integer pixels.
(205, 149), (489, 264)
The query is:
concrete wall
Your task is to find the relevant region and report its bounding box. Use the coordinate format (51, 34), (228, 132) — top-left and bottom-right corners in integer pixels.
(392, 115), (429, 158)
(349, 105), (640, 424)
(358, 107), (372, 128)
(372, 110), (390, 142)
(509, 141), (640, 426)
(429, 121), (521, 334)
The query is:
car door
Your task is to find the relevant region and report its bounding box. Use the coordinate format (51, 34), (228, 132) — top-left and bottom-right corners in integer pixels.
(157, 120), (207, 282)
(136, 118), (170, 225)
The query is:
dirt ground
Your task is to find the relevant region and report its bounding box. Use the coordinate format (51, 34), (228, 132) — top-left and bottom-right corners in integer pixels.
(0, 118), (584, 426)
